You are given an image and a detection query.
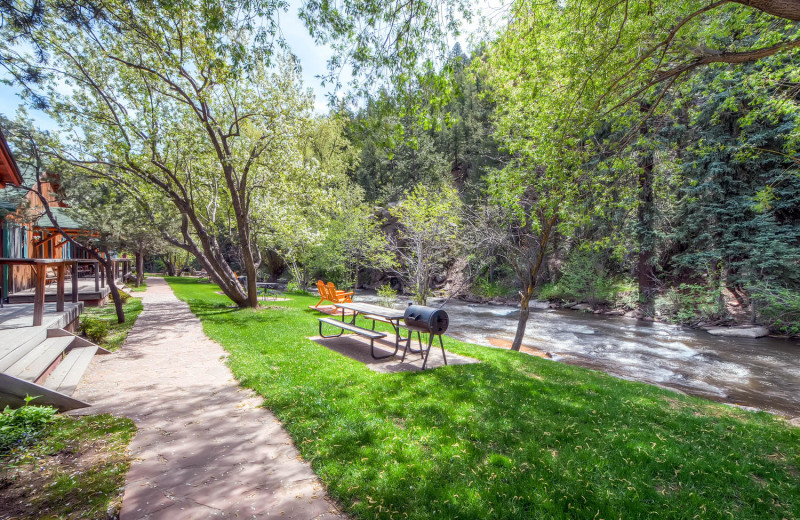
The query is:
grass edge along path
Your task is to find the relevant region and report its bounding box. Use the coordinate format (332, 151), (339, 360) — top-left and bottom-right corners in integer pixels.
(166, 277), (800, 520)
(79, 296), (144, 351)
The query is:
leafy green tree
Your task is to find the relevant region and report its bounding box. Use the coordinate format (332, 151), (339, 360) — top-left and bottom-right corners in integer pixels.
(388, 183), (462, 305)
(667, 58), (800, 303)
(350, 108), (451, 203)
(2, 0), (336, 308)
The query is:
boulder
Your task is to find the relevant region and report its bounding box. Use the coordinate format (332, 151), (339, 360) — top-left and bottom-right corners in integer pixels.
(706, 326), (769, 339)
(571, 303), (593, 312)
(604, 309), (626, 316)
(529, 300), (551, 310)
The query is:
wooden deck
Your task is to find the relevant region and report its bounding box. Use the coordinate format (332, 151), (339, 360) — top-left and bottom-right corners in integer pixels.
(7, 279), (110, 306)
(0, 302), (83, 331)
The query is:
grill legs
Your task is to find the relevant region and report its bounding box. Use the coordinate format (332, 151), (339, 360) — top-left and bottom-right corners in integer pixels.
(402, 331), (447, 370)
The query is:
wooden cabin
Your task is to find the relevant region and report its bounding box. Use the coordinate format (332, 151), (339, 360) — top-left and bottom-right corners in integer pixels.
(0, 127), (23, 188)
(2, 170), (70, 295)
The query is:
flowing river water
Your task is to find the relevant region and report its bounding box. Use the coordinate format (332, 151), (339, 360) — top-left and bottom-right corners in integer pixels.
(356, 294), (800, 419)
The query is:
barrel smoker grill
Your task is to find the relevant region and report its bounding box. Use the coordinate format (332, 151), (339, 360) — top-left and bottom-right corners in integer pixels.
(402, 305), (449, 370)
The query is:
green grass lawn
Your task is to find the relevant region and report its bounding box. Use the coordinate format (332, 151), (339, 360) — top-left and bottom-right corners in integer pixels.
(166, 277), (800, 520)
(79, 296), (144, 351)
(128, 278), (148, 292)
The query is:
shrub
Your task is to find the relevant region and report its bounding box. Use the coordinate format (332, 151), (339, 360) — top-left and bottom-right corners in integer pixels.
(285, 281), (311, 296)
(81, 317), (110, 343)
(655, 283), (727, 324)
(472, 275), (515, 299)
(118, 290), (131, 303)
(376, 284), (398, 307)
(0, 397), (57, 454)
(749, 283), (800, 335)
(538, 250), (625, 305)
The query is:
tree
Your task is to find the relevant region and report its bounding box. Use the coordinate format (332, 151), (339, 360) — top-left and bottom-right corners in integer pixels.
(349, 103), (451, 203)
(320, 199), (394, 291)
(388, 184), (462, 305)
(667, 57), (800, 304)
(300, 0), (471, 100)
(2, 0), (331, 308)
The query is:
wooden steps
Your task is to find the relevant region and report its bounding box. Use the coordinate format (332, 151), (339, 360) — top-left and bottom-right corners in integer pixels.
(6, 336), (73, 382)
(0, 326), (50, 372)
(0, 327), (108, 411)
(44, 346), (98, 395)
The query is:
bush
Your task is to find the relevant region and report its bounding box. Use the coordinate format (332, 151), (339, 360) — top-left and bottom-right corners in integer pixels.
(81, 317), (110, 343)
(285, 281), (311, 296)
(538, 249), (625, 305)
(750, 283), (800, 335)
(472, 275), (515, 299)
(654, 283), (727, 324)
(376, 284), (398, 307)
(0, 397), (57, 454)
(118, 290), (131, 303)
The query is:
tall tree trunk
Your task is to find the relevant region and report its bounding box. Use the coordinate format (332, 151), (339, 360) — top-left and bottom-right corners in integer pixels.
(511, 215), (557, 351)
(135, 249), (144, 287)
(636, 150), (656, 317)
(636, 101), (657, 317)
(163, 253), (176, 276)
(103, 247), (125, 324)
(512, 283), (533, 352)
(263, 249), (285, 283)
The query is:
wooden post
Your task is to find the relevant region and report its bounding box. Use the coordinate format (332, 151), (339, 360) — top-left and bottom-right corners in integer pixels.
(56, 264), (65, 312)
(101, 264), (106, 288)
(94, 262), (100, 292)
(33, 265), (47, 326)
(71, 261), (79, 303)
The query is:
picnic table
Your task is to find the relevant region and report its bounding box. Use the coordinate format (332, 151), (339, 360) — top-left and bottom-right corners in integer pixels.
(256, 282), (279, 299)
(319, 302), (413, 360)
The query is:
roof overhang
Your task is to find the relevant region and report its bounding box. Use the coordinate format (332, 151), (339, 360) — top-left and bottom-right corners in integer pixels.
(0, 127), (23, 188)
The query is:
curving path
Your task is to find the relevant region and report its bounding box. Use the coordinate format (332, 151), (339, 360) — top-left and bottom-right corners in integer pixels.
(72, 277), (346, 520)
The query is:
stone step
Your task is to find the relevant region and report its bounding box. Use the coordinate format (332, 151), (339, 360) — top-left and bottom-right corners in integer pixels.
(43, 345), (99, 396)
(5, 336), (74, 382)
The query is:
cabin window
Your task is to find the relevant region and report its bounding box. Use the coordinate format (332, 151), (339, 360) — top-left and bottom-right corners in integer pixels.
(6, 224), (24, 258)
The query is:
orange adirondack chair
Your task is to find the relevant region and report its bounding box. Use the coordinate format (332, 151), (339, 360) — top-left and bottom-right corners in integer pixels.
(326, 282), (353, 303)
(314, 280), (354, 307)
(315, 280), (331, 307)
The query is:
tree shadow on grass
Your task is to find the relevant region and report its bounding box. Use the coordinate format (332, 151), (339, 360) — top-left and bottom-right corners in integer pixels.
(270, 354), (800, 519)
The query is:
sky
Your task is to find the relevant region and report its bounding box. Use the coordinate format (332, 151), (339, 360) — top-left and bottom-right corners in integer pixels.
(0, 1), (502, 130)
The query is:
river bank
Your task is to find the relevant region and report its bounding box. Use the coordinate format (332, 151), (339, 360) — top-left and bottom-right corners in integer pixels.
(458, 293), (796, 340)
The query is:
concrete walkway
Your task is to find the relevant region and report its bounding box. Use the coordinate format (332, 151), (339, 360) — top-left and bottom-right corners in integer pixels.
(72, 277), (345, 520)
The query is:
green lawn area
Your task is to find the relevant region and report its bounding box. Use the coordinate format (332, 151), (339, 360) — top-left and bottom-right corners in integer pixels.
(166, 277), (800, 520)
(79, 295), (144, 351)
(128, 279), (148, 292)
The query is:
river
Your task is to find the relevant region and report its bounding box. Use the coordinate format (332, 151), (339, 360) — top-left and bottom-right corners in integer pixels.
(357, 293), (800, 418)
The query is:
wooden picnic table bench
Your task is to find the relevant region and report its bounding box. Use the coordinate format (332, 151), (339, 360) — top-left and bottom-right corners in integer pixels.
(318, 302), (413, 360)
